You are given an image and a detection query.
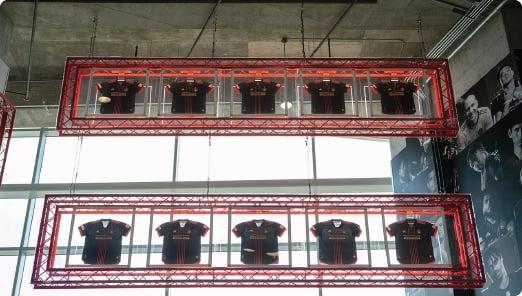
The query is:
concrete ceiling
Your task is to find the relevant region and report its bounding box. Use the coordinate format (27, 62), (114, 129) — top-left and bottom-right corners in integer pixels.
(0, 0), (475, 127)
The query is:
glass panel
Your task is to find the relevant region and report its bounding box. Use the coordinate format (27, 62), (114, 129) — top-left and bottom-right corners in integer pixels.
(315, 137), (391, 179)
(40, 136), (174, 183)
(39, 137), (79, 183)
(0, 256), (17, 295)
(20, 255), (163, 296)
(0, 199), (27, 246)
(3, 137), (39, 184)
(177, 136), (312, 181)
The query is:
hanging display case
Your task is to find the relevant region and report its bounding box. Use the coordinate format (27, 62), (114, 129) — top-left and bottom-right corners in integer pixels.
(32, 193), (484, 289)
(56, 57), (458, 137)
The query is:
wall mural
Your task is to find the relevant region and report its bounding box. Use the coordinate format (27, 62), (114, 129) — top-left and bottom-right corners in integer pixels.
(395, 52), (522, 296)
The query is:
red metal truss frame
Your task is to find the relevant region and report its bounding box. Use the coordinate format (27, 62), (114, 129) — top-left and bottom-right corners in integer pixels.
(0, 92), (15, 186)
(32, 193), (484, 289)
(56, 57), (458, 137)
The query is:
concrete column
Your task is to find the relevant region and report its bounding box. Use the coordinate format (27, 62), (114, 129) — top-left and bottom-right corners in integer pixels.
(0, 9), (13, 61)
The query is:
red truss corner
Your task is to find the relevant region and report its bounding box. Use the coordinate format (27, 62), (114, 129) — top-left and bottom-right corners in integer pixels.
(56, 57), (458, 137)
(32, 193), (484, 289)
(0, 92), (15, 186)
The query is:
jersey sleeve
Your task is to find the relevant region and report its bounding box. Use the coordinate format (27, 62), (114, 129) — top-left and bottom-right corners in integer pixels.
(165, 82), (174, 93)
(272, 81), (282, 92)
(350, 222), (362, 237)
(237, 82), (248, 92)
(304, 82), (314, 94)
(310, 222), (321, 237)
(121, 222), (132, 237)
(408, 82), (418, 93)
(371, 83), (382, 95)
(135, 82), (145, 93)
(427, 222), (438, 237)
(202, 82), (213, 93)
(198, 222), (210, 237)
(232, 222), (244, 238)
(274, 222), (286, 237)
(78, 222), (91, 237)
(156, 222), (170, 237)
(386, 222), (398, 237)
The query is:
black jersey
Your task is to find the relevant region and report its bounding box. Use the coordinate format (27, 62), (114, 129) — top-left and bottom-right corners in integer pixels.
(78, 219), (131, 265)
(374, 81), (417, 115)
(237, 80), (280, 114)
(386, 219), (437, 264)
(156, 219), (209, 264)
(310, 219), (361, 264)
(305, 80), (348, 114)
(232, 219), (286, 265)
(167, 80), (211, 114)
(97, 80), (143, 114)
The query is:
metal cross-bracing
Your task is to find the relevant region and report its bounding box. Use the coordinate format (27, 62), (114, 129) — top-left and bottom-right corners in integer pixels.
(0, 92), (16, 186)
(56, 57), (458, 137)
(32, 193), (484, 289)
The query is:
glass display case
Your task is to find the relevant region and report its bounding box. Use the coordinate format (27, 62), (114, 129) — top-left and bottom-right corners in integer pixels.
(33, 193), (483, 289)
(57, 58), (458, 137)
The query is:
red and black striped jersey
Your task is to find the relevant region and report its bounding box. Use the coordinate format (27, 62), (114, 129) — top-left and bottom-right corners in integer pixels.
(305, 80), (349, 114)
(78, 219), (131, 265)
(237, 80), (280, 114)
(166, 80), (212, 114)
(156, 219), (209, 265)
(373, 81), (417, 115)
(386, 219), (437, 264)
(311, 219), (361, 264)
(96, 80), (143, 114)
(232, 219), (286, 265)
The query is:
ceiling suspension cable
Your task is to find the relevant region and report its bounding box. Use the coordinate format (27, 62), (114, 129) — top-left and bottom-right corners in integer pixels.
(309, 0), (357, 57)
(69, 136), (84, 195)
(186, 0), (222, 57)
(205, 134), (212, 202)
(300, 0), (306, 58)
(211, 5), (218, 58)
(417, 14), (426, 59)
(305, 136), (312, 195)
(88, 13), (98, 57)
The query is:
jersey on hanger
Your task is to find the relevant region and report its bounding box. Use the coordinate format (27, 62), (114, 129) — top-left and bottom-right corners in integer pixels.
(232, 219), (286, 265)
(156, 219), (209, 264)
(166, 80), (212, 114)
(386, 218), (437, 264)
(373, 81), (417, 115)
(97, 80), (143, 114)
(310, 219), (361, 264)
(305, 80), (348, 114)
(78, 219), (131, 265)
(237, 80), (280, 114)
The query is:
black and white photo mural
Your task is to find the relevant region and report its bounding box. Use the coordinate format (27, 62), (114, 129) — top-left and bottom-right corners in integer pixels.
(392, 52), (522, 296)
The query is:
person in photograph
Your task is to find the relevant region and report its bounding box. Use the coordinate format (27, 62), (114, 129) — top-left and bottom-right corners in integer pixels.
(394, 139), (424, 193)
(491, 64), (522, 123)
(466, 142), (503, 192)
(441, 138), (459, 192)
(515, 200), (522, 268)
(502, 117), (522, 187)
(481, 192), (514, 249)
(457, 94), (494, 152)
(482, 247), (522, 296)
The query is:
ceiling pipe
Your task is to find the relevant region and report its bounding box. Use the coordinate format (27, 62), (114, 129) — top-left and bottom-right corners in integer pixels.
(309, 0), (357, 57)
(427, 0), (493, 58)
(186, 0), (222, 57)
(447, 0), (510, 59)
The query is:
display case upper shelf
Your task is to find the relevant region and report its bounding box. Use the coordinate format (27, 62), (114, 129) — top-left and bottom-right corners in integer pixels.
(56, 57), (458, 137)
